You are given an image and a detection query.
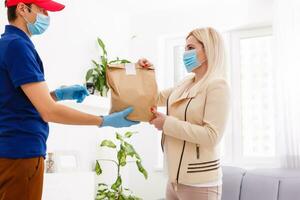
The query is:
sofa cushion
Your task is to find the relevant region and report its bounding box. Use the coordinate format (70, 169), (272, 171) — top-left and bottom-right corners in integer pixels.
(240, 172), (279, 200)
(222, 166), (246, 200)
(247, 168), (300, 200)
(279, 179), (300, 200)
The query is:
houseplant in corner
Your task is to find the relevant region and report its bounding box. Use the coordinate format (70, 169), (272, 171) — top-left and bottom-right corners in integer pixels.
(85, 38), (131, 97)
(95, 131), (148, 200)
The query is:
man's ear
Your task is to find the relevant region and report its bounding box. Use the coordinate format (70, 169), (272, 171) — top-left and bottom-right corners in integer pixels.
(16, 3), (29, 17)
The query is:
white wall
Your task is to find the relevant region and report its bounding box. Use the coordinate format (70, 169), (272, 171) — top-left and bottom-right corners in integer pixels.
(0, 0), (273, 199)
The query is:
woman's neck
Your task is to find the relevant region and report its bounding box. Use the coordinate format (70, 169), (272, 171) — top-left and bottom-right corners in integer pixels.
(193, 63), (208, 83)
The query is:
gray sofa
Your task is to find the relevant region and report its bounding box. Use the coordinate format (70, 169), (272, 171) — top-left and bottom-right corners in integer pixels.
(222, 166), (300, 200)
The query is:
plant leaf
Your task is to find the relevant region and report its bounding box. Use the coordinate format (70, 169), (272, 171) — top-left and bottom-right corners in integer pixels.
(119, 194), (126, 200)
(92, 60), (100, 68)
(118, 148), (127, 167)
(123, 142), (135, 157)
(97, 37), (107, 56)
(124, 131), (135, 138)
(95, 78), (101, 92)
(85, 69), (94, 82)
(109, 59), (131, 65)
(97, 188), (107, 193)
(95, 194), (106, 200)
(94, 66), (103, 74)
(106, 191), (116, 199)
(136, 160), (148, 179)
(98, 183), (108, 187)
(123, 141), (140, 160)
(101, 86), (108, 97)
(116, 132), (124, 141)
(120, 59), (131, 64)
(95, 160), (102, 175)
(124, 188), (132, 192)
(99, 77), (105, 88)
(108, 60), (118, 64)
(128, 196), (142, 200)
(100, 140), (116, 148)
(111, 176), (122, 191)
(101, 56), (108, 69)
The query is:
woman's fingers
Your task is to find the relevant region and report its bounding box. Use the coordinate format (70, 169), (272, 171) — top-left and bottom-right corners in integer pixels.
(138, 58), (152, 68)
(150, 107), (165, 131)
(150, 116), (163, 130)
(150, 106), (157, 113)
(149, 117), (157, 125)
(151, 107), (162, 119)
(150, 109), (159, 122)
(138, 58), (146, 67)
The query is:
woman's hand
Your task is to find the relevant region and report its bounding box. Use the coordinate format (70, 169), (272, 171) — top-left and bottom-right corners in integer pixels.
(137, 58), (153, 68)
(150, 107), (166, 131)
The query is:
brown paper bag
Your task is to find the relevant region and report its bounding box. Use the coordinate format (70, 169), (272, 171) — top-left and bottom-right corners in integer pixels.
(106, 63), (158, 122)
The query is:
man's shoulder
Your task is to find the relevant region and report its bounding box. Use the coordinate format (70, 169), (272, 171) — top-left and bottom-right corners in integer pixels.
(1, 33), (32, 50)
(9, 36), (32, 50)
(2, 37), (36, 62)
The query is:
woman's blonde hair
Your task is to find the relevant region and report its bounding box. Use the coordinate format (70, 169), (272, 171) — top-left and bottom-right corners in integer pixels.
(186, 27), (227, 85)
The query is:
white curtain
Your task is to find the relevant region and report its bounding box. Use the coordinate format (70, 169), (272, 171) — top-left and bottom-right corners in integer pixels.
(273, 0), (300, 168)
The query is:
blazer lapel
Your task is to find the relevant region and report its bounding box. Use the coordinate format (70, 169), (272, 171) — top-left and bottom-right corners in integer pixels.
(170, 76), (194, 105)
(170, 75), (207, 106)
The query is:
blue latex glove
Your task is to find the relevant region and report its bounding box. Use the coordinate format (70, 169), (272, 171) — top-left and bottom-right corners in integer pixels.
(55, 85), (89, 103)
(101, 107), (140, 128)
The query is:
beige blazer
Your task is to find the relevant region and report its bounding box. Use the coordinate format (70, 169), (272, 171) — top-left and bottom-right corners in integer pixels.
(158, 75), (230, 185)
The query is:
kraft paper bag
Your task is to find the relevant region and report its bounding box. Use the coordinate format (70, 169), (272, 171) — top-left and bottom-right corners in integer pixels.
(106, 63), (158, 122)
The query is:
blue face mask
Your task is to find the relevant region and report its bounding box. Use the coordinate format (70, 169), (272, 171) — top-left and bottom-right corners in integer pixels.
(24, 9), (50, 36)
(183, 49), (203, 73)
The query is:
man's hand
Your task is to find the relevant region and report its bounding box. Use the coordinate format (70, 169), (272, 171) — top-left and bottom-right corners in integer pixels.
(54, 85), (89, 103)
(101, 107), (140, 128)
(149, 107), (166, 131)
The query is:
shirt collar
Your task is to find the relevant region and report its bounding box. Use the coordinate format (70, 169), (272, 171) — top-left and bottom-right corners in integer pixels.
(2, 25), (34, 47)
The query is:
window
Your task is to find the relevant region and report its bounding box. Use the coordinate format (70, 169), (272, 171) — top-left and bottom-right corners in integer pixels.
(173, 45), (187, 84)
(229, 27), (279, 167)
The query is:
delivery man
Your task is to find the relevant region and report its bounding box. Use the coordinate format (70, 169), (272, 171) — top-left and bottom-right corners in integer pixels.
(0, 0), (139, 199)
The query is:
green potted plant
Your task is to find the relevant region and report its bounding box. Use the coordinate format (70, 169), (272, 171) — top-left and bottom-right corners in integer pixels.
(85, 38), (131, 97)
(95, 131), (148, 200)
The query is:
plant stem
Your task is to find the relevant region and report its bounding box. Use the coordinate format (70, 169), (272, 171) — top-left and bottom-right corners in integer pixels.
(97, 159), (118, 167)
(117, 158), (122, 198)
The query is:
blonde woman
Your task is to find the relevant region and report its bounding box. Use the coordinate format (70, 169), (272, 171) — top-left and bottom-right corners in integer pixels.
(139, 27), (230, 200)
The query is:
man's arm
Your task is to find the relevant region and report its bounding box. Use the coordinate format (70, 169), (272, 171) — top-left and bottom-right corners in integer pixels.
(22, 81), (102, 126)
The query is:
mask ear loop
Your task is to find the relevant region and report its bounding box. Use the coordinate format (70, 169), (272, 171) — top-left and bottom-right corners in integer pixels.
(24, 4), (32, 12)
(201, 58), (207, 64)
(22, 5), (37, 24)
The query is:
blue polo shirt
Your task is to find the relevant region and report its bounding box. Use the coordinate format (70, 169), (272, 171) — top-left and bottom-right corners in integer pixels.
(0, 25), (49, 159)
